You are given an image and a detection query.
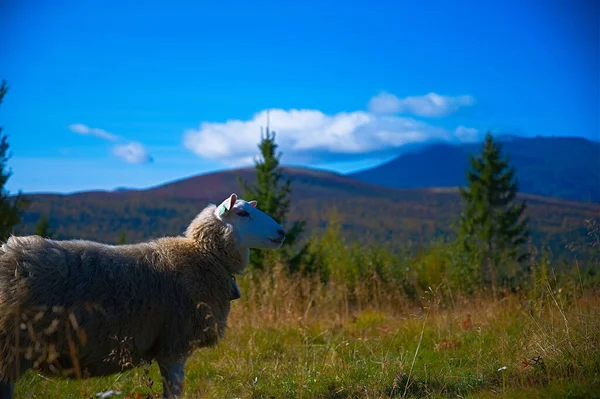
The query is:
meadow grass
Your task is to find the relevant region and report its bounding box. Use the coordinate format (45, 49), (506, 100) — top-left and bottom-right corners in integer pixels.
(12, 264), (600, 399)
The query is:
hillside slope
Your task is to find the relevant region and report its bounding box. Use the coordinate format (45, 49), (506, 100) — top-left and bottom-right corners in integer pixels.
(18, 167), (597, 260)
(350, 136), (600, 203)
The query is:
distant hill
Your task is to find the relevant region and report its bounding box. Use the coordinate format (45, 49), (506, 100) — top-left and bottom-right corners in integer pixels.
(349, 136), (600, 203)
(17, 167), (598, 261)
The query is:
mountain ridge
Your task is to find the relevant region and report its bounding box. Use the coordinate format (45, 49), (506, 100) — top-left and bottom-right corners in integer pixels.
(10, 135), (599, 262)
(349, 135), (600, 203)
(15, 166), (598, 263)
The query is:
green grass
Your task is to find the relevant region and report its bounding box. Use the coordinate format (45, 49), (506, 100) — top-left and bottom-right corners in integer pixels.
(13, 277), (600, 399)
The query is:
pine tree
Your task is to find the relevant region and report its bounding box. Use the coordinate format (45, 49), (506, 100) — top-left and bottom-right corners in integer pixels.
(238, 126), (307, 272)
(34, 215), (53, 238)
(458, 132), (529, 290)
(0, 80), (29, 241)
(117, 231), (127, 244)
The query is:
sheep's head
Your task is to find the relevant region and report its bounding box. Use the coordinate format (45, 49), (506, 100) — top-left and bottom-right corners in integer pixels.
(215, 193), (286, 250)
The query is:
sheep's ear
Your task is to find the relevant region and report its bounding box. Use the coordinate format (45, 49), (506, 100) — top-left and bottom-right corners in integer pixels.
(218, 193), (238, 216)
(249, 200), (258, 208)
(228, 193), (237, 209)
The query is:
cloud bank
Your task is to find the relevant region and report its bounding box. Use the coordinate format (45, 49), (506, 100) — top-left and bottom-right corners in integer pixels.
(69, 124), (152, 164)
(368, 92), (475, 117)
(183, 92), (481, 166)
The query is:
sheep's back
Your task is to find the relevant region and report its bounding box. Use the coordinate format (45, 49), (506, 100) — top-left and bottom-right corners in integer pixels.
(1, 236), (160, 312)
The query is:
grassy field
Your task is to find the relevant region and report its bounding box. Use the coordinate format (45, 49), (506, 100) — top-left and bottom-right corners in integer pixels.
(12, 265), (600, 399)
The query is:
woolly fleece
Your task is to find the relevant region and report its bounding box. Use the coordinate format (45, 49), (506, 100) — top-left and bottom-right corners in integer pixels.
(0, 204), (244, 381)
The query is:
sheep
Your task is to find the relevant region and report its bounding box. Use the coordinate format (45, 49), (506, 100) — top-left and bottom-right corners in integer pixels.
(0, 193), (286, 398)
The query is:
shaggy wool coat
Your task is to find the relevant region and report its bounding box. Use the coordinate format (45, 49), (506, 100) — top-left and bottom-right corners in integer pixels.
(0, 205), (245, 381)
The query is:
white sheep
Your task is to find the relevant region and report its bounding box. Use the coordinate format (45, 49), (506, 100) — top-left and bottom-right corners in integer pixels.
(0, 193), (285, 398)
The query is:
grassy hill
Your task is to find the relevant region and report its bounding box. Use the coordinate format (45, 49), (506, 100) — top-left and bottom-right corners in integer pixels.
(17, 167), (598, 261)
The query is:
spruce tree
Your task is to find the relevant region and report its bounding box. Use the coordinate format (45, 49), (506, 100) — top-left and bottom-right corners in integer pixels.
(34, 215), (53, 238)
(238, 126), (307, 272)
(458, 132), (529, 289)
(0, 80), (29, 241)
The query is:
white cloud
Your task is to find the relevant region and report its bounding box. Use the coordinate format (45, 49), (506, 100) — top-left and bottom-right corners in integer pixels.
(69, 123), (119, 142)
(183, 106), (478, 166)
(70, 123), (153, 164)
(453, 125), (481, 142)
(366, 92), (402, 115)
(112, 142), (153, 164)
(368, 92), (475, 117)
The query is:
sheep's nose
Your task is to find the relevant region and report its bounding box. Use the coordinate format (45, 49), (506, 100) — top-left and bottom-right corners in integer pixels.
(277, 229), (286, 239)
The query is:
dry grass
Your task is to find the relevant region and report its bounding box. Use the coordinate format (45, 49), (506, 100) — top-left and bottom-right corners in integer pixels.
(9, 264), (600, 398)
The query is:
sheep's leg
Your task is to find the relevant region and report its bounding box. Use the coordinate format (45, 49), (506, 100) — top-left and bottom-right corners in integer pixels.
(0, 382), (13, 399)
(158, 360), (185, 398)
(0, 358), (33, 399)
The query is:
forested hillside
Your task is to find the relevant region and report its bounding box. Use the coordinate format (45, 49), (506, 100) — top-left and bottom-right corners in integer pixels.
(18, 167), (597, 261)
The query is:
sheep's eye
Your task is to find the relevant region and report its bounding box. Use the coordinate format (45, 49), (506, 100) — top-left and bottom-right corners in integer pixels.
(236, 210), (250, 217)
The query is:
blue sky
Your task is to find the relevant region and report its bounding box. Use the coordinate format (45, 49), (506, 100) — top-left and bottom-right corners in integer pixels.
(1, 0), (598, 193)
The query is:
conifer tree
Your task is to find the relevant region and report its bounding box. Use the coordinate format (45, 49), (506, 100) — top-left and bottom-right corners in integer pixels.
(34, 215), (53, 238)
(117, 231), (127, 244)
(238, 125), (307, 271)
(0, 80), (29, 241)
(458, 132), (529, 289)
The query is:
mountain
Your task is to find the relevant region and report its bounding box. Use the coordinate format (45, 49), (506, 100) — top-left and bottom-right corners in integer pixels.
(17, 167), (598, 261)
(349, 136), (600, 203)
(145, 166), (395, 200)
